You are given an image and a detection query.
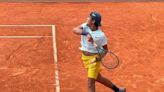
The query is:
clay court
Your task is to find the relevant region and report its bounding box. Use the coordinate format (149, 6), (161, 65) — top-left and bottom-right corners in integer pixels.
(0, 2), (163, 92)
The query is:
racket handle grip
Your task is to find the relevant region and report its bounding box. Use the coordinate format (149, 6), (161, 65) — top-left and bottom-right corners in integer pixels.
(90, 57), (101, 64)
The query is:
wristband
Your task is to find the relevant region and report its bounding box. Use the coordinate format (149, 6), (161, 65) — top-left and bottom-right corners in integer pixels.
(81, 31), (89, 36)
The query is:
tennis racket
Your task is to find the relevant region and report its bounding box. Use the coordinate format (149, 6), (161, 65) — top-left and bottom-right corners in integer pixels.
(90, 42), (120, 70)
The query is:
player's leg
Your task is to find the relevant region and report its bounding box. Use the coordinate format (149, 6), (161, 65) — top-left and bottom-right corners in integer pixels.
(96, 73), (126, 92)
(88, 78), (96, 92)
(82, 54), (101, 92)
(96, 73), (119, 91)
(87, 57), (101, 92)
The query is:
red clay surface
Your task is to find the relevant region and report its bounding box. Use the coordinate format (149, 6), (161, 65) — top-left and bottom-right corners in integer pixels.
(0, 27), (55, 92)
(0, 2), (163, 92)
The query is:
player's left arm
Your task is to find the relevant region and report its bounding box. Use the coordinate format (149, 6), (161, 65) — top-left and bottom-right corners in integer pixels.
(102, 44), (108, 54)
(96, 35), (108, 61)
(96, 44), (108, 61)
(101, 44), (108, 56)
(101, 34), (108, 55)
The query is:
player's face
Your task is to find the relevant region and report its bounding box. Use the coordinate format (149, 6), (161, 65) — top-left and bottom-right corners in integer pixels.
(86, 16), (93, 26)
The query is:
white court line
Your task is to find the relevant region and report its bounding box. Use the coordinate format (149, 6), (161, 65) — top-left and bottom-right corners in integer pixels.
(0, 24), (53, 27)
(0, 36), (52, 38)
(52, 25), (60, 92)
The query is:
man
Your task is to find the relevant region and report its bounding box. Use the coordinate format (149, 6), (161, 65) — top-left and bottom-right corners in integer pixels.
(73, 11), (126, 92)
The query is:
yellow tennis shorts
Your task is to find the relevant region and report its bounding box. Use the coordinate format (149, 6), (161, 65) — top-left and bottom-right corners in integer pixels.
(81, 54), (101, 79)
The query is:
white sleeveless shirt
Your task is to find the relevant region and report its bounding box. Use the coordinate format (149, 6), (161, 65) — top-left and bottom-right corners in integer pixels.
(79, 23), (108, 53)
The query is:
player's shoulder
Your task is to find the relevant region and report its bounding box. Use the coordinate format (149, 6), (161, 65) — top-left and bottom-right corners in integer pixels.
(97, 29), (106, 37)
(92, 30), (105, 40)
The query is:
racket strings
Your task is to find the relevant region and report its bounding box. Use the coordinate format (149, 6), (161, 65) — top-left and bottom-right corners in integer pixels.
(94, 43), (119, 69)
(101, 52), (119, 69)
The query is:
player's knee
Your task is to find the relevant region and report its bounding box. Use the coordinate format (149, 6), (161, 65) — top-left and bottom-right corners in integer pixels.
(96, 73), (106, 82)
(96, 73), (102, 80)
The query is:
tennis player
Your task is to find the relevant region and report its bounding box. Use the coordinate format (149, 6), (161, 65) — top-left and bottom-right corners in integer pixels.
(73, 11), (126, 92)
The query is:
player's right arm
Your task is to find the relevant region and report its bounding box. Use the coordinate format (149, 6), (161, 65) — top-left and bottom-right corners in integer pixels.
(73, 23), (93, 43)
(72, 25), (84, 35)
(73, 23), (90, 36)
